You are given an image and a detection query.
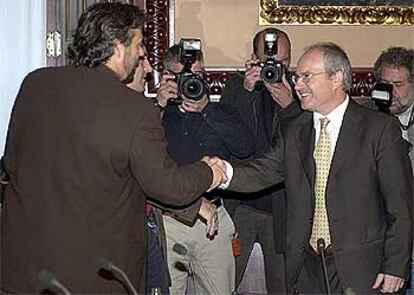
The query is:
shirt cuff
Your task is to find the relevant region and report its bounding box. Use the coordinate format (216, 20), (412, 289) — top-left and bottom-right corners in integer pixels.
(219, 160), (234, 189)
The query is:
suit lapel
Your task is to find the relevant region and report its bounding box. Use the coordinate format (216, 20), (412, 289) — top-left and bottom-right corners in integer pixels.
(328, 100), (363, 181)
(295, 112), (315, 188)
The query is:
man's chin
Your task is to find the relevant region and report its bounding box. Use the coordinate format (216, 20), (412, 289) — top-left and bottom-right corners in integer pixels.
(389, 105), (403, 115)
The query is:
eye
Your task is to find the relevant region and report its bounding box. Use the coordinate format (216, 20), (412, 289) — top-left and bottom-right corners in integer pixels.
(303, 73), (312, 81)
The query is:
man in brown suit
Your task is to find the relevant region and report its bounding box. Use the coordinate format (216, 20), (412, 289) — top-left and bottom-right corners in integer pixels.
(0, 3), (225, 294)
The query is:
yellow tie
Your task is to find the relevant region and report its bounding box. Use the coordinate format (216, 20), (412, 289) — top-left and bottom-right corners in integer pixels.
(310, 117), (332, 251)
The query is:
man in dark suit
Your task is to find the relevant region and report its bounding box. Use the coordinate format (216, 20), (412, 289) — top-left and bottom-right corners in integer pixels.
(219, 28), (301, 294)
(373, 46), (414, 293)
(216, 42), (413, 294)
(0, 3), (225, 294)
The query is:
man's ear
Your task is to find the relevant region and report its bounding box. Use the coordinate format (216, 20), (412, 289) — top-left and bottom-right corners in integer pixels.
(332, 70), (344, 91)
(113, 40), (125, 61)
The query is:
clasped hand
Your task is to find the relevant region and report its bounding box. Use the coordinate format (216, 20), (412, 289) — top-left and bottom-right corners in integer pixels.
(201, 156), (227, 192)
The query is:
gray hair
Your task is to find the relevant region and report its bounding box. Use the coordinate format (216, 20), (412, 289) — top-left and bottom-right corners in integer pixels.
(373, 47), (414, 83)
(304, 42), (352, 92)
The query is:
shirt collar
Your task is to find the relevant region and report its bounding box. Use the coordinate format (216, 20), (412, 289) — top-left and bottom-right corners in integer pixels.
(313, 96), (349, 129)
(397, 101), (414, 124)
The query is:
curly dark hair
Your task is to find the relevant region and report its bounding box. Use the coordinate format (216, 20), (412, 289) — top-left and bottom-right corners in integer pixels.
(67, 2), (145, 68)
(374, 47), (414, 83)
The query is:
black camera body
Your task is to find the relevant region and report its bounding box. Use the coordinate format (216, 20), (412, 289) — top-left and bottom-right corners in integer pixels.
(372, 82), (393, 114)
(258, 59), (285, 84)
(257, 32), (285, 84)
(174, 38), (208, 101)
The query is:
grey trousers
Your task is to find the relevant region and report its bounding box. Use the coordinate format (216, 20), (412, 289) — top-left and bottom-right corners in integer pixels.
(163, 206), (235, 295)
(233, 206), (286, 294)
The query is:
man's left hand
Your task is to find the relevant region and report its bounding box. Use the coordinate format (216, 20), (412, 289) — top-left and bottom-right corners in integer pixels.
(372, 273), (405, 293)
(198, 197), (219, 239)
(265, 74), (294, 108)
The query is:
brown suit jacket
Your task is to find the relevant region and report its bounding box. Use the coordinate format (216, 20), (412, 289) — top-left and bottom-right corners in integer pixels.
(229, 100), (413, 293)
(1, 65), (212, 294)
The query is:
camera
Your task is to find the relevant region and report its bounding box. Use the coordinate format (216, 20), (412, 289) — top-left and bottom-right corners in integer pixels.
(174, 38), (208, 101)
(257, 32), (285, 84)
(371, 82), (393, 114)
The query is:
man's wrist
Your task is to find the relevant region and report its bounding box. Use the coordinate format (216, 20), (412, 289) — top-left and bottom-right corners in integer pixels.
(219, 160), (234, 189)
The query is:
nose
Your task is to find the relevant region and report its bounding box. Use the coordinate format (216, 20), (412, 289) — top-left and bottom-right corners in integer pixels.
(294, 79), (305, 92)
(392, 87), (398, 99)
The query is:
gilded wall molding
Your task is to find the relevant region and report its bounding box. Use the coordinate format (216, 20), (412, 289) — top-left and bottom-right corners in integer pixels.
(260, 0), (414, 25)
(144, 0), (379, 98)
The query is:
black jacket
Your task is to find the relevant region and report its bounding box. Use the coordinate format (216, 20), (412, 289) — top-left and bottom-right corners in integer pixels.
(219, 74), (302, 252)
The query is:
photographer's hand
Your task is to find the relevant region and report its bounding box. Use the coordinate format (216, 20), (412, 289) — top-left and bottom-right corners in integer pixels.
(156, 73), (179, 108)
(243, 55), (261, 92)
(265, 74), (294, 108)
(181, 95), (209, 113)
(198, 197), (219, 239)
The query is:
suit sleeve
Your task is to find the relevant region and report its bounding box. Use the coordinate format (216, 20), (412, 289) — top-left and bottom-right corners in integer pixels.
(377, 116), (413, 278)
(129, 105), (213, 207)
(228, 125), (285, 193)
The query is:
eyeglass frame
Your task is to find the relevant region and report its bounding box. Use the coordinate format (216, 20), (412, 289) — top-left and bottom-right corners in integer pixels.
(292, 71), (327, 85)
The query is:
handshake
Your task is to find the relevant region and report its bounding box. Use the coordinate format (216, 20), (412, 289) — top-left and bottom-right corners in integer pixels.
(201, 156), (229, 192)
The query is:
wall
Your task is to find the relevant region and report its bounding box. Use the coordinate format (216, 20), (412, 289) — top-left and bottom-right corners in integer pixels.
(0, 0), (46, 154)
(174, 0), (414, 68)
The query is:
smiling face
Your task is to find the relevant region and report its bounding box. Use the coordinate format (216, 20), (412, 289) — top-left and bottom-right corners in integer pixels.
(294, 49), (346, 115)
(380, 65), (414, 115)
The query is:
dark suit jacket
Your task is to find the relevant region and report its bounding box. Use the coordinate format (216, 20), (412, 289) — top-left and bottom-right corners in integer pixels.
(1, 65), (212, 294)
(229, 100), (413, 293)
(220, 74), (302, 252)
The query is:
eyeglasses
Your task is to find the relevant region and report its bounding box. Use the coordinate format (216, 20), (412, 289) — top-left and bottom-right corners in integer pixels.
(292, 71), (326, 85)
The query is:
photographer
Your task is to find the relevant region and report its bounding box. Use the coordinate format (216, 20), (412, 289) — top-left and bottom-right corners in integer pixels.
(373, 46), (414, 293)
(219, 28), (302, 294)
(157, 42), (255, 294)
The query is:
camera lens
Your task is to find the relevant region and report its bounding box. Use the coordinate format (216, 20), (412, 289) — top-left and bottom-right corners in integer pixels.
(261, 65), (280, 84)
(264, 68), (276, 81)
(180, 74), (207, 101)
(260, 62), (284, 84)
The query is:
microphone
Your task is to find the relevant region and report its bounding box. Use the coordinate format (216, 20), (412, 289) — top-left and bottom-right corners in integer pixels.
(173, 243), (213, 294)
(96, 257), (138, 295)
(172, 243), (187, 256)
(38, 269), (71, 295)
(317, 238), (331, 295)
(172, 243), (192, 275)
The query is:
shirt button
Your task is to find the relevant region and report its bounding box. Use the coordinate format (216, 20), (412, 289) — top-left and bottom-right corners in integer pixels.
(184, 131), (189, 136)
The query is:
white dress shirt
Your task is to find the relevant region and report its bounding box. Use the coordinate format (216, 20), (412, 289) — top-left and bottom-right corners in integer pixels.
(396, 102), (414, 141)
(313, 96), (349, 158)
(221, 96), (350, 188)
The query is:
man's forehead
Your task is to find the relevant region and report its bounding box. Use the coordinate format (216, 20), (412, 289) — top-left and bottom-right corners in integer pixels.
(257, 35), (289, 50)
(297, 51), (323, 70)
(382, 65), (410, 78)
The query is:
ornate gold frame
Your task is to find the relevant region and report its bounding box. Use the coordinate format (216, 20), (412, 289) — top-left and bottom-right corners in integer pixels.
(259, 0), (414, 25)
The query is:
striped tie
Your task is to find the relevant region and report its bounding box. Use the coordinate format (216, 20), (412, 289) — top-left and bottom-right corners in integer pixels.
(310, 117), (332, 251)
